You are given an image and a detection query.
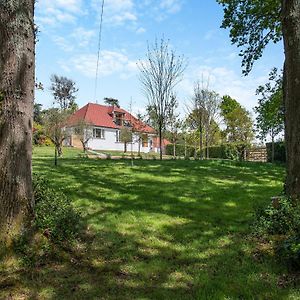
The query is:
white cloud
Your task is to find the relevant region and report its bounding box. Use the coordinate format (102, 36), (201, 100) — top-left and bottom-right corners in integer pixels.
(71, 27), (96, 47)
(52, 36), (74, 52)
(179, 65), (268, 111)
(36, 0), (84, 27)
(136, 27), (146, 34)
(160, 0), (183, 14)
(60, 50), (138, 79)
(92, 0), (137, 26)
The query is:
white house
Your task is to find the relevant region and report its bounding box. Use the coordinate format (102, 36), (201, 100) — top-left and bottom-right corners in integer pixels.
(65, 103), (170, 153)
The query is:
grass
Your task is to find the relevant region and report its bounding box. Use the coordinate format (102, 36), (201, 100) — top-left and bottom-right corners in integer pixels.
(1, 146), (300, 299)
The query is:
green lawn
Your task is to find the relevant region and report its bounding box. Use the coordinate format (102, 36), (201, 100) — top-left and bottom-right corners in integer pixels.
(2, 147), (300, 299)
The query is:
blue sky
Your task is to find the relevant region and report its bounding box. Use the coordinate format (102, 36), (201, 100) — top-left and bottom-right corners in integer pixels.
(35, 0), (284, 115)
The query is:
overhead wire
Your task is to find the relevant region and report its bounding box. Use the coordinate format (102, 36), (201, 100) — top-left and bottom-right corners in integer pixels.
(94, 0), (105, 103)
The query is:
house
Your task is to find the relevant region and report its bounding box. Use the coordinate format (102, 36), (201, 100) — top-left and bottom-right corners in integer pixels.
(65, 103), (170, 153)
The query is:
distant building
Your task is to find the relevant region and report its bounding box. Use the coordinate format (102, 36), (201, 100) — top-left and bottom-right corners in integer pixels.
(65, 103), (170, 153)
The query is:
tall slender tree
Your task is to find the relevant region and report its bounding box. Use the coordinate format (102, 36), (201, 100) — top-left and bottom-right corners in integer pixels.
(138, 38), (185, 160)
(0, 1), (35, 243)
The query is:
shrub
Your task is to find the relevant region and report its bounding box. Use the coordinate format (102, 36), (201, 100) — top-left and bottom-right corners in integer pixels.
(252, 197), (300, 269)
(166, 144), (195, 157)
(33, 174), (81, 243)
(13, 175), (81, 268)
(266, 142), (286, 163)
(253, 197), (300, 236)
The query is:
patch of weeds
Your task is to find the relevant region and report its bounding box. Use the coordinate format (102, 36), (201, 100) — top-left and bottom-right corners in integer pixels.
(13, 174), (82, 269)
(252, 197), (300, 269)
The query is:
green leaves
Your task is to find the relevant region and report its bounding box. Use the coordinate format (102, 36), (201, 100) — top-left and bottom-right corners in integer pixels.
(218, 0), (282, 74)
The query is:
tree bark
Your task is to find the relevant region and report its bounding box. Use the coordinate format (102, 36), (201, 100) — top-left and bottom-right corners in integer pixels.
(173, 141), (176, 159)
(199, 127), (204, 160)
(159, 127), (163, 160)
(0, 0), (35, 243)
(271, 131), (275, 163)
(282, 0), (300, 200)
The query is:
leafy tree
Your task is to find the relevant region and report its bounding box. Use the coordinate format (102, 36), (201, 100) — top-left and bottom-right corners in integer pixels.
(104, 97), (120, 107)
(120, 127), (132, 153)
(34, 103), (43, 124)
(43, 108), (70, 165)
(254, 69), (284, 162)
(217, 0), (281, 75)
(218, 0), (300, 199)
(220, 95), (254, 144)
(50, 74), (78, 112)
(0, 1), (35, 243)
(73, 119), (93, 153)
(138, 38), (185, 160)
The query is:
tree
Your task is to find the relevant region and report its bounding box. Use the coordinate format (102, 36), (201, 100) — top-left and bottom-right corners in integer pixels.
(0, 1), (35, 242)
(50, 74), (78, 112)
(120, 127), (132, 153)
(202, 90), (221, 158)
(186, 81), (207, 159)
(218, 0), (300, 199)
(166, 95), (182, 158)
(74, 119), (93, 153)
(104, 97), (120, 107)
(34, 103), (43, 124)
(43, 108), (70, 165)
(220, 95), (254, 144)
(255, 69), (284, 162)
(138, 38), (185, 160)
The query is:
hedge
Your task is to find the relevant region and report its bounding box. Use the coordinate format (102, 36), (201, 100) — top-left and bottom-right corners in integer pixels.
(266, 142), (286, 163)
(166, 142), (248, 160)
(165, 144), (195, 157)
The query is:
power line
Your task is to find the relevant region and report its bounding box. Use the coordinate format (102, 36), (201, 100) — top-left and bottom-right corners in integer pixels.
(94, 0), (105, 103)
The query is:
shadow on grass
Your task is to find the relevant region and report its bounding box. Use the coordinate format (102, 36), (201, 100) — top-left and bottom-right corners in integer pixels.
(2, 156), (294, 299)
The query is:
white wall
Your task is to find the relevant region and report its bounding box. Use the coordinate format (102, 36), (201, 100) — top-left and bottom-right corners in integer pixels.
(86, 127), (154, 153)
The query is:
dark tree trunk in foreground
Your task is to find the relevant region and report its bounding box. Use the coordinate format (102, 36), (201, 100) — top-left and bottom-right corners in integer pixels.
(0, 0), (35, 243)
(282, 0), (300, 200)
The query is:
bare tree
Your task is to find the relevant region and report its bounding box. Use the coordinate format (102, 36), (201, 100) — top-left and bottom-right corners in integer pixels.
(0, 1), (35, 243)
(186, 80), (221, 159)
(73, 119), (93, 153)
(201, 89), (221, 158)
(138, 38), (185, 160)
(186, 81), (207, 159)
(167, 95), (182, 158)
(50, 74), (78, 112)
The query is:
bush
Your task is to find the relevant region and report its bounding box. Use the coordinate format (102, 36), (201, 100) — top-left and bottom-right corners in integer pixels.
(33, 174), (81, 243)
(253, 197), (300, 236)
(266, 142), (286, 163)
(13, 175), (81, 268)
(200, 143), (248, 160)
(253, 197), (300, 269)
(166, 144), (195, 157)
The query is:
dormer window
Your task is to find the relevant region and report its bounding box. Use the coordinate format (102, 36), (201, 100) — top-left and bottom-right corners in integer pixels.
(114, 112), (125, 126)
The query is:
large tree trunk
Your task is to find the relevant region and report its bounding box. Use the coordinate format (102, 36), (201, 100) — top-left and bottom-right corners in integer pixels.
(0, 1), (35, 243)
(282, 0), (300, 200)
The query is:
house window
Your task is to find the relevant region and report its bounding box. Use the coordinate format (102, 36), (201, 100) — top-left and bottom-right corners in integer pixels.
(93, 128), (105, 139)
(116, 130), (121, 142)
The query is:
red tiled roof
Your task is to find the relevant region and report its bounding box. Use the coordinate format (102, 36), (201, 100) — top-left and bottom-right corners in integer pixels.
(67, 103), (156, 134)
(153, 137), (171, 148)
